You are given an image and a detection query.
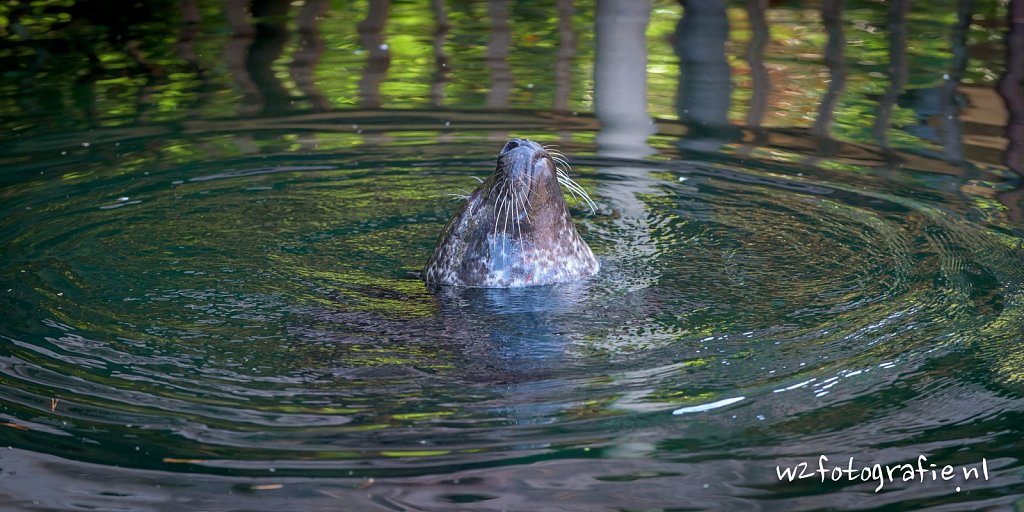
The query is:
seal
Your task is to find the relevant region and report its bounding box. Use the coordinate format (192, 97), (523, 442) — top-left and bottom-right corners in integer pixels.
(424, 138), (600, 288)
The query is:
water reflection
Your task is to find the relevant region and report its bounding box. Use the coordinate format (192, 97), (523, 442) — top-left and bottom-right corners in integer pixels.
(872, 0), (909, 150)
(811, 0), (847, 139)
(293, 0), (330, 111)
(554, 0), (576, 114)
(595, 0), (654, 156)
(743, 0), (769, 133)
(248, 0), (293, 115)
(937, 0), (972, 162)
(2, 1), (1024, 511)
(358, 0), (391, 109)
(3, 0), (1022, 190)
(674, 0), (734, 148)
(430, 0), (451, 108)
(998, 0), (1024, 221)
(486, 0), (513, 110)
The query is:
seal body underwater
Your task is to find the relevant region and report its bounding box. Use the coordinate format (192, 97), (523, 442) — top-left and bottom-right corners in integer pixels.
(424, 138), (599, 288)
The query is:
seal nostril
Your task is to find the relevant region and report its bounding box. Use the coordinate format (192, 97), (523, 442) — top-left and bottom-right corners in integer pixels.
(501, 139), (523, 154)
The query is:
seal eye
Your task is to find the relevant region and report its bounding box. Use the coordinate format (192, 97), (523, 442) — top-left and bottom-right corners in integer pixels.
(501, 138), (524, 155)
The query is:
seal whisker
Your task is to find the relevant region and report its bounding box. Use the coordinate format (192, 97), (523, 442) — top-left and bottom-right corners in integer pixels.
(520, 176), (533, 211)
(472, 176), (485, 183)
(511, 186), (524, 255)
(566, 186), (597, 213)
(548, 149), (567, 159)
(502, 179), (517, 268)
(556, 169), (579, 189)
(558, 174), (582, 202)
(517, 179), (529, 217)
(558, 176), (587, 197)
(492, 176), (508, 240)
(552, 157), (574, 177)
(562, 187), (582, 205)
(542, 143), (561, 151)
(556, 171), (597, 213)
(556, 171), (580, 202)
(501, 179), (512, 235)
(492, 176), (511, 267)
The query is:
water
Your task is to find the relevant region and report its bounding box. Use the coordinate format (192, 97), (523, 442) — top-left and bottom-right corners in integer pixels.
(2, 1), (1024, 510)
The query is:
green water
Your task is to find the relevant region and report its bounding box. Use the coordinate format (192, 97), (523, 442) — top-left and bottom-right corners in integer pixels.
(1, 1), (1024, 510)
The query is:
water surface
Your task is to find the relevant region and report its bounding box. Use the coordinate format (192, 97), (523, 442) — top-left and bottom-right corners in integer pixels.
(1, 1), (1024, 510)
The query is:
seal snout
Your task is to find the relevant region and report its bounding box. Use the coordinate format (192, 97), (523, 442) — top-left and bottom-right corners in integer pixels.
(498, 138), (551, 181)
(500, 138), (544, 156)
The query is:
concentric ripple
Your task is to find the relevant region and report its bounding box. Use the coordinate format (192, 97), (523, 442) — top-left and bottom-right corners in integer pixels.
(1, 130), (1023, 506)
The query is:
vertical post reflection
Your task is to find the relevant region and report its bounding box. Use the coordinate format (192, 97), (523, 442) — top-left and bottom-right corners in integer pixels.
(358, 0), (391, 109)
(176, 0), (215, 142)
(997, 0), (1024, 221)
(675, 0), (735, 151)
(811, 0), (847, 140)
(223, 0), (260, 116)
(872, 0), (909, 149)
(291, 0), (329, 112)
(486, 0), (513, 111)
(594, 0), (654, 157)
(177, 0), (204, 76)
(554, 0), (576, 114)
(744, 0), (770, 133)
(431, 0), (451, 108)
(554, 0), (577, 144)
(246, 0), (292, 115)
(9, 4), (52, 126)
(935, 0), (972, 163)
(998, 0), (1024, 173)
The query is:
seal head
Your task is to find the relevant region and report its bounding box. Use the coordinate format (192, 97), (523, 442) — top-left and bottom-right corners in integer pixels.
(424, 138), (599, 287)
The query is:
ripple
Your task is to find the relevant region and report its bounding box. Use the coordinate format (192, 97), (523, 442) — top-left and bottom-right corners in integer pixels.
(0, 136), (1022, 498)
